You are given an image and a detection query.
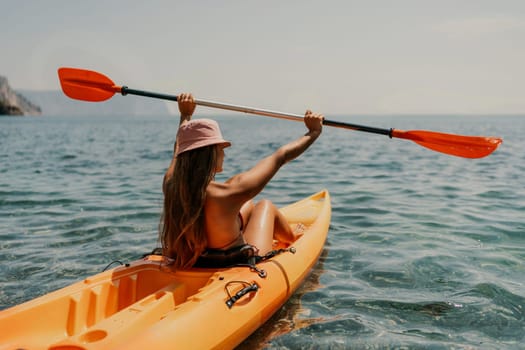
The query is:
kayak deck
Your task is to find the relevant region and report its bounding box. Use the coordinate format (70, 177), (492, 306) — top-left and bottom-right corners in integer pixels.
(0, 190), (331, 350)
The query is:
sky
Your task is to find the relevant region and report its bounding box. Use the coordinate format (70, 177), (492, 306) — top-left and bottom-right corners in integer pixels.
(1, 0), (524, 115)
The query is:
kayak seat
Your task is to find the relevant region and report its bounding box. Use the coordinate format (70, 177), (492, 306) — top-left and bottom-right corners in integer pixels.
(193, 244), (258, 268)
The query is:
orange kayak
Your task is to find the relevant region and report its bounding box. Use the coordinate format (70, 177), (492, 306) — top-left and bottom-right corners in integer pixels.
(0, 190), (331, 350)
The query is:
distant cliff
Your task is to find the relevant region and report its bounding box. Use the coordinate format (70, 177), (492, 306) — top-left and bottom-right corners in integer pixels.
(20, 90), (171, 116)
(0, 76), (41, 116)
(1, 74), (172, 116)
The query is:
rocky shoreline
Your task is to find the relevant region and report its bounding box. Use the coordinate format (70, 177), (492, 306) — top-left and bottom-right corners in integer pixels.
(0, 76), (41, 116)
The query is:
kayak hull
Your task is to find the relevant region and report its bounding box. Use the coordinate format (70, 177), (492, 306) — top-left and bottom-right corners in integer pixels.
(0, 190), (331, 350)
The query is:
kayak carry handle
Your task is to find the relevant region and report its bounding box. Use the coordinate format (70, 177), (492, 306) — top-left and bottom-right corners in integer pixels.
(226, 282), (259, 308)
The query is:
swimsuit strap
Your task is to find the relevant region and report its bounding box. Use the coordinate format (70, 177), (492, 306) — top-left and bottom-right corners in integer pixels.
(206, 212), (245, 250)
(209, 230), (243, 250)
(238, 212), (244, 232)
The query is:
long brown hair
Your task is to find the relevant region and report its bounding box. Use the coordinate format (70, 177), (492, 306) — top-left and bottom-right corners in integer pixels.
(161, 145), (218, 268)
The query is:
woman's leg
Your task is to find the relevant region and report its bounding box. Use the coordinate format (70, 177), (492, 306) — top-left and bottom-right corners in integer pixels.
(243, 199), (294, 255)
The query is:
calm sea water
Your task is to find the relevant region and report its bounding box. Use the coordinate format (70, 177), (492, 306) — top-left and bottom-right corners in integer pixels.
(1, 113), (523, 349)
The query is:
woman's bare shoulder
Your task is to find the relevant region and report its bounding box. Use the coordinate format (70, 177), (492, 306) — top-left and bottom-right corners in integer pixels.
(208, 178), (251, 202)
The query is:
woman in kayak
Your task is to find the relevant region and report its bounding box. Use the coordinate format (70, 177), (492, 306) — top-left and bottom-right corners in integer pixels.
(161, 93), (323, 269)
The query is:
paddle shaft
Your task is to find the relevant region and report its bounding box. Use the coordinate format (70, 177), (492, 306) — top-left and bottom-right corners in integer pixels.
(121, 86), (392, 137)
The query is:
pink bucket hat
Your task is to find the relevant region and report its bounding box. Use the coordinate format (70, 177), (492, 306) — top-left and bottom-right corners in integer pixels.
(176, 119), (231, 156)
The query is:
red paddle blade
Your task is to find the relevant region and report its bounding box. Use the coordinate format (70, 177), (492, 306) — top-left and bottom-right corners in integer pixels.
(57, 67), (121, 102)
(391, 129), (502, 158)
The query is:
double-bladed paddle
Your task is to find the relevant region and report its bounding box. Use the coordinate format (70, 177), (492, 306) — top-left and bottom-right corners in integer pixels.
(57, 67), (502, 159)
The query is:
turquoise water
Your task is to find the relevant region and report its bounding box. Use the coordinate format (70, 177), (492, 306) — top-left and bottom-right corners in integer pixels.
(1, 114), (523, 349)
